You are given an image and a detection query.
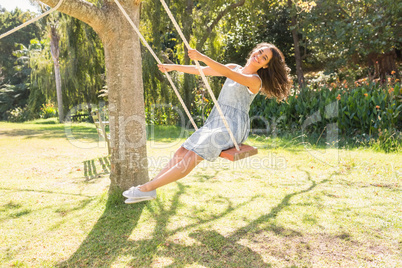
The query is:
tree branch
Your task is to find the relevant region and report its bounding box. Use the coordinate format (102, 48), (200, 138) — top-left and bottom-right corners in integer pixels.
(38, 0), (106, 32)
(196, 0), (245, 50)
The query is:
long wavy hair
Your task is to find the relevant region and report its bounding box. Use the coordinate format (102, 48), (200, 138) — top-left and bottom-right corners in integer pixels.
(248, 43), (291, 101)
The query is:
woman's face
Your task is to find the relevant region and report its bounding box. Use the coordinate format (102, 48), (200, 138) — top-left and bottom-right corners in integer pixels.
(248, 47), (272, 69)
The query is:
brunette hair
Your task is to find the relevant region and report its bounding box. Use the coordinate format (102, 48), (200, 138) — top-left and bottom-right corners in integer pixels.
(248, 43), (291, 101)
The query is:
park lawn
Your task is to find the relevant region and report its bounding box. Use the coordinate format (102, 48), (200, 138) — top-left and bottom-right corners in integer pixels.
(0, 118), (401, 267)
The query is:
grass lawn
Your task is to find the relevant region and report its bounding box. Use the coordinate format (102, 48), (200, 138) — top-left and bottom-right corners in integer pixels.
(0, 118), (401, 267)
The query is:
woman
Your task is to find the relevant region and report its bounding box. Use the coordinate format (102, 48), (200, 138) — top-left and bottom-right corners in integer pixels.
(123, 43), (291, 203)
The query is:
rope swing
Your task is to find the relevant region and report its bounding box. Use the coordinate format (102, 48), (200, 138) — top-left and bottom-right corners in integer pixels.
(115, 0), (258, 161)
(113, 0), (199, 131)
(158, 0), (240, 151)
(0, 0), (258, 161)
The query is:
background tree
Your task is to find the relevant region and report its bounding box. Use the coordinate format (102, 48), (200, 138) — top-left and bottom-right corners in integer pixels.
(49, 19), (64, 122)
(302, 0), (401, 81)
(0, 8), (41, 120)
(29, 11), (105, 120)
(0, 8), (40, 84)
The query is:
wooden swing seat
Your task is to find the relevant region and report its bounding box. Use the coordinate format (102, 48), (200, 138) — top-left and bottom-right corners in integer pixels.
(220, 144), (258, 161)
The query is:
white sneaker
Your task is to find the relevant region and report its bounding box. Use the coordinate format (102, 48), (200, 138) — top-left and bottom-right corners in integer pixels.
(123, 186), (156, 203)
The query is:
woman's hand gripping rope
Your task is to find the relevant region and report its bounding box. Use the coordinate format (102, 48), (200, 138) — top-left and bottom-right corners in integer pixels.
(157, 64), (173, 73)
(188, 49), (206, 62)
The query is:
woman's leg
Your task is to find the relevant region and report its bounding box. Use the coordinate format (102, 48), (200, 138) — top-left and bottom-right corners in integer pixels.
(152, 146), (188, 180)
(139, 149), (203, 192)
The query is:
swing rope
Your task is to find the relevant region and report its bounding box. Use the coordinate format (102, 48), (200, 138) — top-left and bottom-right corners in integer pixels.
(114, 0), (199, 131)
(0, 0), (65, 41)
(158, 0), (240, 151)
(115, 0), (240, 151)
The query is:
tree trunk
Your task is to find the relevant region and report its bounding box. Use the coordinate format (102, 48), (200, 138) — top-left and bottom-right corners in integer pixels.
(288, 0), (305, 90)
(40, 0), (149, 194)
(368, 50), (399, 83)
(50, 25), (64, 123)
(101, 3), (149, 193)
(53, 62), (64, 122)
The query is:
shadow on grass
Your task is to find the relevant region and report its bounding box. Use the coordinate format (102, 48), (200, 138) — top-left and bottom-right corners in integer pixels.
(83, 156), (111, 181)
(56, 183), (189, 267)
(55, 181), (271, 267)
(229, 167), (334, 241)
(0, 187), (94, 198)
(57, 194), (146, 268)
(55, 165), (338, 267)
(0, 189), (95, 224)
(0, 124), (98, 140)
(0, 122), (191, 143)
(188, 230), (270, 267)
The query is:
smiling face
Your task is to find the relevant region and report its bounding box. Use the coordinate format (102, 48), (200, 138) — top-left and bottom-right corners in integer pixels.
(248, 47), (273, 69)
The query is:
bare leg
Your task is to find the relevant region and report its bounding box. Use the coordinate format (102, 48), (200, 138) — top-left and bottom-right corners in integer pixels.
(139, 149), (203, 192)
(152, 146), (188, 180)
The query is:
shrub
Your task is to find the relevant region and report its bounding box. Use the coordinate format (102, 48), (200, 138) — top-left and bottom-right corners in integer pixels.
(40, 102), (57, 119)
(249, 81), (402, 151)
(6, 106), (30, 122)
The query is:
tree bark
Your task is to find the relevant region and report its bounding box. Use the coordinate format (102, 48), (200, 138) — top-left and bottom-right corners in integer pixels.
(103, 5), (149, 192)
(40, 0), (149, 193)
(368, 50), (399, 83)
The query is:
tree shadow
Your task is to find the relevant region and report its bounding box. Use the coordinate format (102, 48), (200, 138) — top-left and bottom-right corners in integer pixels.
(56, 168), (337, 267)
(56, 183), (190, 267)
(123, 183), (271, 267)
(56, 180), (268, 267)
(57, 195), (146, 267)
(187, 230), (271, 267)
(141, 229), (272, 267)
(0, 189), (94, 224)
(229, 167), (333, 240)
(0, 124), (98, 140)
(192, 169), (220, 182)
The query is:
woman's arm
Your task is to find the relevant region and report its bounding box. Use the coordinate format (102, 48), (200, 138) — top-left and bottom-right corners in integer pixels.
(188, 49), (261, 93)
(158, 64), (237, 76)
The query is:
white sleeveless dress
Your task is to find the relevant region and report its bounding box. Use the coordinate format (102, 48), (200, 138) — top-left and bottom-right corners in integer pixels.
(182, 65), (260, 161)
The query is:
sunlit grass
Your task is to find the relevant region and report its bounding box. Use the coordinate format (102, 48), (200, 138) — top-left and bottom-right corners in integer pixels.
(0, 118), (401, 267)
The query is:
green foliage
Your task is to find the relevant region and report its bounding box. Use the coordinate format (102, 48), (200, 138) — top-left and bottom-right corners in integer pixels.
(0, 84), (29, 120)
(301, 0), (401, 71)
(337, 84), (401, 136)
(5, 105), (30, 122)
(191, 87), (214, 127)
(40, 101), (57, 119)
(0, 39), (38, 121)
(352, 128), (402, 153)
(223, 3), (294, 69)
(60, 14), (105, 109)
(29, 12), (105, 119)
(250, 81), (402, 152)
(141, 0), (245, 126)
(0, 8), (40, 85)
